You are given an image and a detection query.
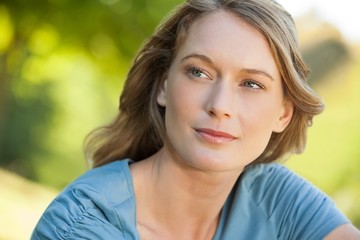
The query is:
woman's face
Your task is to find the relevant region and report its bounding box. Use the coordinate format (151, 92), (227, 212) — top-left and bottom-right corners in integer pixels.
(157, 10), (293, 173)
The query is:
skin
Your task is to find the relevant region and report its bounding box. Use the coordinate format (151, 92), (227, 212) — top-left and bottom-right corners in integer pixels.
(130, 10), (360, 240)
(156, 9), (293, 177)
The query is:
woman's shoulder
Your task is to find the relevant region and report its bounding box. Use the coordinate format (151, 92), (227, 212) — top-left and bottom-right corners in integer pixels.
(240, 163), (331, 217)
(241, 162), (304, 194)
(31, 159), (139, 240)
(230, 163), (349, 239)
(69, 159), (135, 201)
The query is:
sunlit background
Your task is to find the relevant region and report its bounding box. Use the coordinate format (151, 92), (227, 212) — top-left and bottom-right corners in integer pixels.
(278, 0), (360, 42)
(0, 0), (359, 239)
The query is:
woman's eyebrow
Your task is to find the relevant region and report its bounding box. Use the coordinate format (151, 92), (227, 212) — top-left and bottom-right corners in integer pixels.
(240, 68), (274, 81)
(181, 53), (274, 81)
(181, 53), (214, 65)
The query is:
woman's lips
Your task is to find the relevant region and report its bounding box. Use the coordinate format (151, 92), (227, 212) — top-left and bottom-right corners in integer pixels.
(195, 128), (237, 144)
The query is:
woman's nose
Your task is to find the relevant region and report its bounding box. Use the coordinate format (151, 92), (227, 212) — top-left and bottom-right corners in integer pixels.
(205, 81), (234, 119)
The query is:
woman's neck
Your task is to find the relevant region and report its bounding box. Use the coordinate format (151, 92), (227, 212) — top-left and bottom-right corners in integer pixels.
(130, 149), (242, 240)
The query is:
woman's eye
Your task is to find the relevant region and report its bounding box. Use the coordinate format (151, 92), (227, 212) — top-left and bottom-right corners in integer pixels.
(243, 80), (263, 89)
(189, 67), (208, 79)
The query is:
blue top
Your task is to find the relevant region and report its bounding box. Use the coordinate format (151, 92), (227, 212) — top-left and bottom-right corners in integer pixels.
(31, 159), (348, 239)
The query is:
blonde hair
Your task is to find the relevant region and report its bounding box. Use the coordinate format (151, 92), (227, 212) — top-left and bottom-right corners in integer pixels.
(85, 0), (324, 168)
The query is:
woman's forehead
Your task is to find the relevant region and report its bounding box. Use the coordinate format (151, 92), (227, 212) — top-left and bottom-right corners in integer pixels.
(173, 10), (280, 81)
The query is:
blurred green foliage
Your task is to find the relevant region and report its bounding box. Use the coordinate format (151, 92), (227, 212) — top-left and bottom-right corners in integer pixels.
(0, 0), (359, 229)
(0, 0), (182, 187)
(302, 38), (349, 84)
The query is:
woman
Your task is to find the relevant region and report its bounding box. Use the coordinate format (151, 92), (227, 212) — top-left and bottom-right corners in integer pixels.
(32, 0), (360, 239)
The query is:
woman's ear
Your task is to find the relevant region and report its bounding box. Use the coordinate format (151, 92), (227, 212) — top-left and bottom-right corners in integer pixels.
(273, 99), (294, 133)
(157, 79), (167, 107)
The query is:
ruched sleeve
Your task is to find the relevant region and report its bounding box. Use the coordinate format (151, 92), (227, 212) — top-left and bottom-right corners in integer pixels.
(31, 186), (126, 239)
(31, 160), (139, 240)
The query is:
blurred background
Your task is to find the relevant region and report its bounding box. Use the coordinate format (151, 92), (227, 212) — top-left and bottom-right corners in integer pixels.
(0, 0), (359, 239)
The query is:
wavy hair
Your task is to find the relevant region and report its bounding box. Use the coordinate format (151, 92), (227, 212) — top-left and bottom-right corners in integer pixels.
(85, 0), (324, 168)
